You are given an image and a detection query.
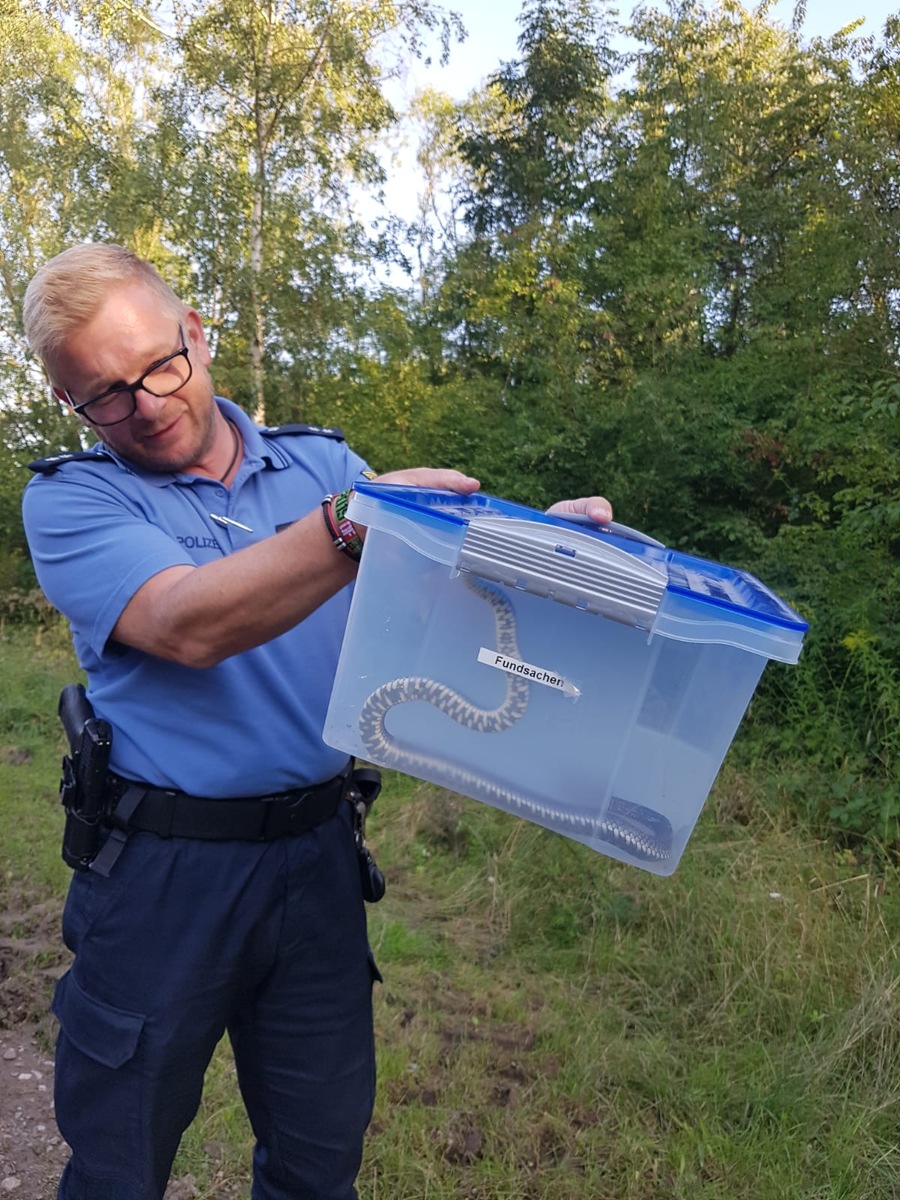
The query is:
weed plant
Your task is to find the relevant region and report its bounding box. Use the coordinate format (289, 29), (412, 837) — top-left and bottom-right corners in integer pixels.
(1, 625), (898, 1199)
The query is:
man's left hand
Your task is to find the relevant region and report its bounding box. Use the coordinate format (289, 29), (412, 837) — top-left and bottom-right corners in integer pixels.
(545, 496), (613, 525)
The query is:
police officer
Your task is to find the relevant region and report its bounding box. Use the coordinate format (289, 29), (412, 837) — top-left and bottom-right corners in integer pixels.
(21, 243), (614, 1200)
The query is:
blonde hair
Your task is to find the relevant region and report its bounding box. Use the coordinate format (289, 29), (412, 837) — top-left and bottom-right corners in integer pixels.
(23, 244), (185, 372)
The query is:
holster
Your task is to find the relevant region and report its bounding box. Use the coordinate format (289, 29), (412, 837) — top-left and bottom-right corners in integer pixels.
(58, 684), (112, 872)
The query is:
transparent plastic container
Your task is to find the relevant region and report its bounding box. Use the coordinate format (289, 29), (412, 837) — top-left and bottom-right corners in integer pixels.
(323, 484), (807, 875)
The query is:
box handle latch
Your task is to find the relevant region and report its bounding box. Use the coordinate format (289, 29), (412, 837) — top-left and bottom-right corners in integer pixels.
(457, 517), (667, 630)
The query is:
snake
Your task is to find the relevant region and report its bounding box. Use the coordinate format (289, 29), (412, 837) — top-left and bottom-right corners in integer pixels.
(358, 575), (674, 863)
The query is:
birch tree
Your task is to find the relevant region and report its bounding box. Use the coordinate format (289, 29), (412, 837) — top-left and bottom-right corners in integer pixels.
(170, 0), (461, 422)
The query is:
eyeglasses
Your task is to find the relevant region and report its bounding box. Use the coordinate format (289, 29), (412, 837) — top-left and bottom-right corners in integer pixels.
(65, 326), (192, 427)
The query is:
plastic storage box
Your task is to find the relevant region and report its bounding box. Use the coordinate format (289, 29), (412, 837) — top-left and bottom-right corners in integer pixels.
(323, 484), (807, 875)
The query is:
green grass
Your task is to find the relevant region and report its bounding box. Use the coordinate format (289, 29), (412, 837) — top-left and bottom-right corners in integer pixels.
(0, 621), (76, 896)
(350, 778), (900, 1200)
(2, 624), (899, 1199)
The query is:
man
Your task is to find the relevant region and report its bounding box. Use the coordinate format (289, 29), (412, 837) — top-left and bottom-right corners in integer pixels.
(21, 243), (613, 1200)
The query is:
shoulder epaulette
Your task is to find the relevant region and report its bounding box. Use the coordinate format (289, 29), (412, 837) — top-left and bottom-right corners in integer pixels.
(261, 422), (345, 442)
(27, 447), (117, 475)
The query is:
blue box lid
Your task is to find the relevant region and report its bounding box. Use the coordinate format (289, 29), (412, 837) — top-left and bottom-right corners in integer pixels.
(349, 483), (808, 662)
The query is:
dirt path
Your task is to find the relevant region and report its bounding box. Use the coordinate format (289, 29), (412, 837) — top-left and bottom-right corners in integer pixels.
(0, 890), (68, 1199)
(0, 1025), (67, 1199)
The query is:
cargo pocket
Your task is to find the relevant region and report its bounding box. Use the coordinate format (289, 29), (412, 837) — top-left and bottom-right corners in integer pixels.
(52, 970), (147, 1183)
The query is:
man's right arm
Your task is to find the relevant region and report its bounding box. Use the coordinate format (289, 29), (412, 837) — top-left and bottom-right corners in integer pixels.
(110, 468), (480, 668)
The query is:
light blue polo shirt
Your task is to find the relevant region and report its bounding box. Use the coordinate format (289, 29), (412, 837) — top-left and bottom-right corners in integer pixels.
(22, 398), (370, 795)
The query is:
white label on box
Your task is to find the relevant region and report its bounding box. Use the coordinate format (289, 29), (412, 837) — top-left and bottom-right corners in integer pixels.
(477, 647), (581, 698)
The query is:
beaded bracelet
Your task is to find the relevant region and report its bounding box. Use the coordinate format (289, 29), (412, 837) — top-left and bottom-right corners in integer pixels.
(322, 490), (364, 562)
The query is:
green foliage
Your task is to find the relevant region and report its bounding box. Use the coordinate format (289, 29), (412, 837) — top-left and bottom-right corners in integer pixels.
(741, 374), (900, 846)
(1, 0), (899, 850)
(414, 0), (900, 849)
(456, 0), (618, 232)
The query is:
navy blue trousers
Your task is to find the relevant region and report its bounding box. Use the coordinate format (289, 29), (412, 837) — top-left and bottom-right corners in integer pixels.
(52, 804), (378, 1200)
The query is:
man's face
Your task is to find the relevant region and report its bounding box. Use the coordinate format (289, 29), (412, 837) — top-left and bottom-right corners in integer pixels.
(49, 281), (219, 475)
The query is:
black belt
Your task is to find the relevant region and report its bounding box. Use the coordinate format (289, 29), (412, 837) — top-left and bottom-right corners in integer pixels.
(104, 762), (352, 842)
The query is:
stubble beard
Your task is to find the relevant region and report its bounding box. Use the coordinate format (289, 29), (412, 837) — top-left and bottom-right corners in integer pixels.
(98, 385), (220, 476)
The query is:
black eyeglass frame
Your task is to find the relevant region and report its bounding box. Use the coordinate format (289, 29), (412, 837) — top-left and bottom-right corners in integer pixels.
(64, 325), (192, 427)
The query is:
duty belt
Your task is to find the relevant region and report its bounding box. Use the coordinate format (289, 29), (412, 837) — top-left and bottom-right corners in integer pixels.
(104, 761), (352, 844)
